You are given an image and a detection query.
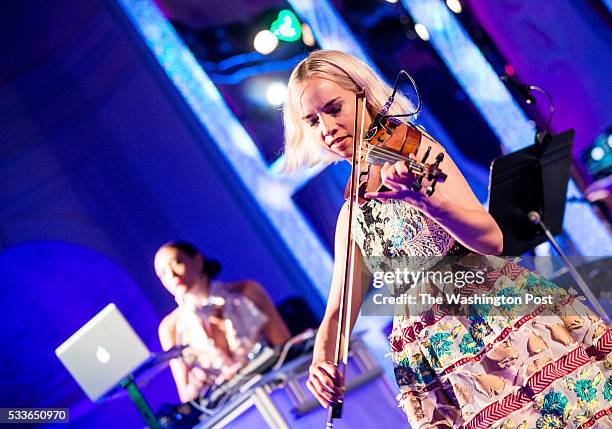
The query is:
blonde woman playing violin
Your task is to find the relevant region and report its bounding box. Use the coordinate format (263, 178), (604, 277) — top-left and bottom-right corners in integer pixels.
(282, 50), (611, 429)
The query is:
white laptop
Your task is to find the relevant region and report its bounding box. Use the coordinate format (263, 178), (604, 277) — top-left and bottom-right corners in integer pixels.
(55, 303), (151, 402)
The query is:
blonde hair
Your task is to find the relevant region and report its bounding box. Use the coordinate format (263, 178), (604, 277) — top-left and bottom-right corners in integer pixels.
(282, 50), (415, 172)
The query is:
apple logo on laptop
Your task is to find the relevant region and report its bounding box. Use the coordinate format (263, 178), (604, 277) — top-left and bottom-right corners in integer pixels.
(96, 345), (111, 364)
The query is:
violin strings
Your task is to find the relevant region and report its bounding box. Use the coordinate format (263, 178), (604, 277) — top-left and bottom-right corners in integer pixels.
(367, 149), (406, 164)
(367, 149), (422, 171)
(361, 141), (414, 163)
(366, 155), (424, 176)
(361, 143), (425, 172)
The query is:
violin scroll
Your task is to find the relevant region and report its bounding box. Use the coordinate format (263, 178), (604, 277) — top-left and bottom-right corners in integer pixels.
(425, 152), (447, 196)
(348, 119), (448, 202)
(411, 145), (431, 192)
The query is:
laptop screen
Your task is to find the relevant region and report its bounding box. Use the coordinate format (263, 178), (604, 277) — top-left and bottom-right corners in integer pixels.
(55, 303), (151, 402)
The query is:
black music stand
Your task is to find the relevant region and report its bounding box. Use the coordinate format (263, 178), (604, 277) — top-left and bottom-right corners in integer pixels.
(489, 129), (610, 323)
(489, 130), (573, 255)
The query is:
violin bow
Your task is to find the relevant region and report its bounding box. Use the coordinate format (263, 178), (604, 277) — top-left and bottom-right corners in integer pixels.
(326, 89), (368, 428)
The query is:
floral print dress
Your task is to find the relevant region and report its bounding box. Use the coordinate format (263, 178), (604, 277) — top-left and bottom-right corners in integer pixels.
(352, 200), (612, 429)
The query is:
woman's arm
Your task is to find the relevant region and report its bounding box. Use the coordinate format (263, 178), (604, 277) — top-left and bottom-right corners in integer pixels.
(367, 139), (503, 255)
(307, 203), (371, 408)
(158, 314), (199, 403)
(235, 281), (292, 346)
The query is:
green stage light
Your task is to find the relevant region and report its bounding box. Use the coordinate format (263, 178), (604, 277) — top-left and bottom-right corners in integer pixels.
(270, 10), (302, 42)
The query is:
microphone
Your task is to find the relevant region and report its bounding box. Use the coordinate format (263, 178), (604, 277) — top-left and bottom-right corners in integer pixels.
(379, 93), (395, 118)
(367, 70), (421, 139)
(365, 92), (394, 141)
(500, 73), (535, 105)
(372, 92), (394, 128)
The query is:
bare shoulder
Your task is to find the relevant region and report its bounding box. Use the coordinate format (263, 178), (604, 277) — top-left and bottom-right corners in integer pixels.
(158, 308), (179, 336)
(158, 309), (180, 350)
(227, 280), (265, 301)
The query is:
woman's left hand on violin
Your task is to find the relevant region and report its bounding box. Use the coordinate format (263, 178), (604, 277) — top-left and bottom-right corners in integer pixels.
(364, 158), (446, 215)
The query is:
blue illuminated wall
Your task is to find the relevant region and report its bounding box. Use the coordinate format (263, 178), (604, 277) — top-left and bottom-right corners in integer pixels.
(0, 1), (323, 427)
(0, 242), (170, 426)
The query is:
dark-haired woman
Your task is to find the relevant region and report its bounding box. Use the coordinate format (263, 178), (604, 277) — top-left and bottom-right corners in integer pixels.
(154, 241), (291, 403)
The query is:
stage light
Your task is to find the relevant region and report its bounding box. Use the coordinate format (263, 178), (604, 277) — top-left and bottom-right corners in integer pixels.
(581, 127), (612, 181)
(253, 30), (278, 55)
(414, 23), (430, 41)
(266, 81), (288, 107)
(301, 23), (316, 47)
(591, 147), (605, 162)
(270, 10), (302, 42)
(385, 0), (399, 3)
(446, 0), (462, 14)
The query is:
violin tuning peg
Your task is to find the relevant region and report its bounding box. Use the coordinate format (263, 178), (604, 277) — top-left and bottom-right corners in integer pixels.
(426, 179), (438, 196)
(435, 152), (444, 163)
(412, 174), (425, 191)
(421, 146), (431, 163)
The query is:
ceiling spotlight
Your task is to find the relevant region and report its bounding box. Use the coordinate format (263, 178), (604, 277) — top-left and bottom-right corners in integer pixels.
(253, 30), (278, 55)
(385, 0), (399, 3)
(414, 23), (430, 41)
(581, 127), (612, 181)
(266, 81), (288, 107)
(446, 0), (462, 14)
(591, 146), (605, 162)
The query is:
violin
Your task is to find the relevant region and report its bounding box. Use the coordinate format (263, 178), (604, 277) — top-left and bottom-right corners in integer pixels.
(343, 115), (448, 204)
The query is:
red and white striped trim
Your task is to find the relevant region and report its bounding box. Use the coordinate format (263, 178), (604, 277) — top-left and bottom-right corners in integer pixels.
(398, 292), (576, 347)
(586, 328), (612, 360)
(465, 346), (591, 429)
(577, 406), (612, 428)
(443, 295), (577, 375)
(500, 261), (526, 280)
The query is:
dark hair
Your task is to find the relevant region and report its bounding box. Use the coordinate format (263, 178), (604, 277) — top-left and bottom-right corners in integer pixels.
(160, 241), (222, 279)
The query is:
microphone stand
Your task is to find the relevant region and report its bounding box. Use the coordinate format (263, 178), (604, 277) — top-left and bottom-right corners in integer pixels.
(492, 75), (610, 324)
(527, 211), (610, 324)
